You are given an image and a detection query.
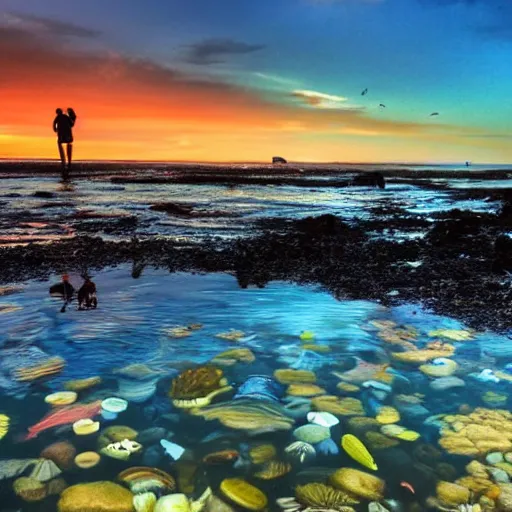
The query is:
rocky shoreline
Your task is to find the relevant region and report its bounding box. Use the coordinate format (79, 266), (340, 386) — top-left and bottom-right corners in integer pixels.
(1, 198), (511, 334)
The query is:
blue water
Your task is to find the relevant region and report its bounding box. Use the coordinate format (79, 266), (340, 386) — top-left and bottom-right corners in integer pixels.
(0, 174), (507, 245)
(1, 267), (512, 510)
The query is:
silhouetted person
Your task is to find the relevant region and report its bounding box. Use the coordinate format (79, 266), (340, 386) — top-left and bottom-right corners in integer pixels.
(77, 276), (98, 310)
(49, 274), (75, 312)
(53, 108), (76, 172)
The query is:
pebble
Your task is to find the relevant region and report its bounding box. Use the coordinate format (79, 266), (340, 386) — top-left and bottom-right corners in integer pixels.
(489, 467), (510, 484)
(506, 453), (512, 464)
(487, 452), (505, 465)
(430, 376), (465, 391)
(137, 427), (172, 445)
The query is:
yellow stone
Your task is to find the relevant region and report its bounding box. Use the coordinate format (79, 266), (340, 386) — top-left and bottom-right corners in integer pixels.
(57, 481), (133, 512)
(220, 478), (267, 511)
(330, 468), (385, 501)
(312, 396), (364, 416)
(274, 369), (316, 385)
(376, 407), (400, 425)
(287, 383), (326, 397)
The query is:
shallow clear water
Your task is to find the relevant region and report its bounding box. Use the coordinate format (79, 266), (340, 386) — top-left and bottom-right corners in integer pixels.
(0, 175), (505, 245)
(1, 267), (512, 511)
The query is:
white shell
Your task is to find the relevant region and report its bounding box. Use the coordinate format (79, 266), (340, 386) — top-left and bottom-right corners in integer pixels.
(306, 412), (339, 428)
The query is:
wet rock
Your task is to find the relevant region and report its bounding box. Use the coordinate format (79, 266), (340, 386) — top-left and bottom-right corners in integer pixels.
(142, 445), (164, 467)
(430, 376), (465, 392)
(137, 427), (173, 445)
(33, 191), (55, 198)
(272, 156), (287, 164)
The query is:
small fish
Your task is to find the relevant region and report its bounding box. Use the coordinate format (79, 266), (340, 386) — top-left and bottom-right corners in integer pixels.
(400, 481), (415, 494)
(160, 439), (185, 460)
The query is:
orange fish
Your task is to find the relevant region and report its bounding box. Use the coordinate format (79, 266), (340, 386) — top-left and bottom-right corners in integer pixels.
(400, 481), (415, 494)
(25, 401), (101, 440)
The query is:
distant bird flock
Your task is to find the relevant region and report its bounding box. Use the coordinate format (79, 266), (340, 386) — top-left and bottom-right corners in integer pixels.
(361, 88), (440, 117)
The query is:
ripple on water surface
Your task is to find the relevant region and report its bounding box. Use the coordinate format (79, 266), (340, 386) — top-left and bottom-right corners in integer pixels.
(0, 267), (511, 511)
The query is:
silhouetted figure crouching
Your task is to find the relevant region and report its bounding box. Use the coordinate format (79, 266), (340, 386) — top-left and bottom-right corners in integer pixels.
(77, 276), (98, 310)
(49, 274), (75, 313)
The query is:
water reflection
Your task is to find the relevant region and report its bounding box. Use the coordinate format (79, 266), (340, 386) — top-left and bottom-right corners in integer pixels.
(0, 268), (511, 511)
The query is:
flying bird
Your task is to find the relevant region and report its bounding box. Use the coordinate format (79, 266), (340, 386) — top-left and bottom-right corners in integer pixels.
(361, 88), (368, 96)
(379, 104), (386, 108)
(430, 112), (440, 117)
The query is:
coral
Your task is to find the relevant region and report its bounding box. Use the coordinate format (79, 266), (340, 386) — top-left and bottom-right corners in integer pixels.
(249, 444), (277, 464)
(13, 477), (47, 502)
(220, 478), (267, 511)
(436, 481), (471, 507)
(285, 441), (316, 463)
(330, 468), (385, 501)
(439, 408), (512, 456)
(57, 481), (134, 512)
(312, 396), (364, 416)
(295, 483), (360, 509)
(170, 367), (225, 400)
(274, 369), (316, 385)
(40, 441), (76, 470)
(253, 460), (292, 480)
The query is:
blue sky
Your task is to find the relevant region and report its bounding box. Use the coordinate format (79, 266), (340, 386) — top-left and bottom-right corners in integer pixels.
(0, 0), (511, 162)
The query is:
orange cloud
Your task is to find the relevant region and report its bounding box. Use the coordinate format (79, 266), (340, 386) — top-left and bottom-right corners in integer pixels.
(0, 23), (507, 162)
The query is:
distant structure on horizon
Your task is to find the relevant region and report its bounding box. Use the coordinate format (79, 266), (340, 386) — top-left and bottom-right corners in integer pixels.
(272, 156), (287, 164)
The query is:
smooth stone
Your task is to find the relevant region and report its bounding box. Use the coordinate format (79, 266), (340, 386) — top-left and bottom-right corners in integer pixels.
(489, 468), (510, 483)
(506, 453), (512, 464)
(371, 390), (388, 401)
(396, 403), (430, 422)
(430, 377), (465, 392)
(137, 427), (172, 445)
(487, 452), (505, 465)
(142, 445), (164, 467)
(293, 425), (330, 444)
(362, 380), (392, 393)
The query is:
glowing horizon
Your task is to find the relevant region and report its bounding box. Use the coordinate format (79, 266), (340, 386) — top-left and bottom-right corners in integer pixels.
(1, 1), (511, 164)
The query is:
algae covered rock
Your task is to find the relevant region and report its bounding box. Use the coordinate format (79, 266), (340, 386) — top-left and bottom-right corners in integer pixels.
(330, 468), (385, 501)
(57, 481), (134, 512)
(293, 425), (330, 444)
(220, 478), (267, 511)
(170, 366), (225, 400)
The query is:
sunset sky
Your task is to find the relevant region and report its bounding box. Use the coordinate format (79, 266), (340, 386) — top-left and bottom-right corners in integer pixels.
(0, 0), (511, 163)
